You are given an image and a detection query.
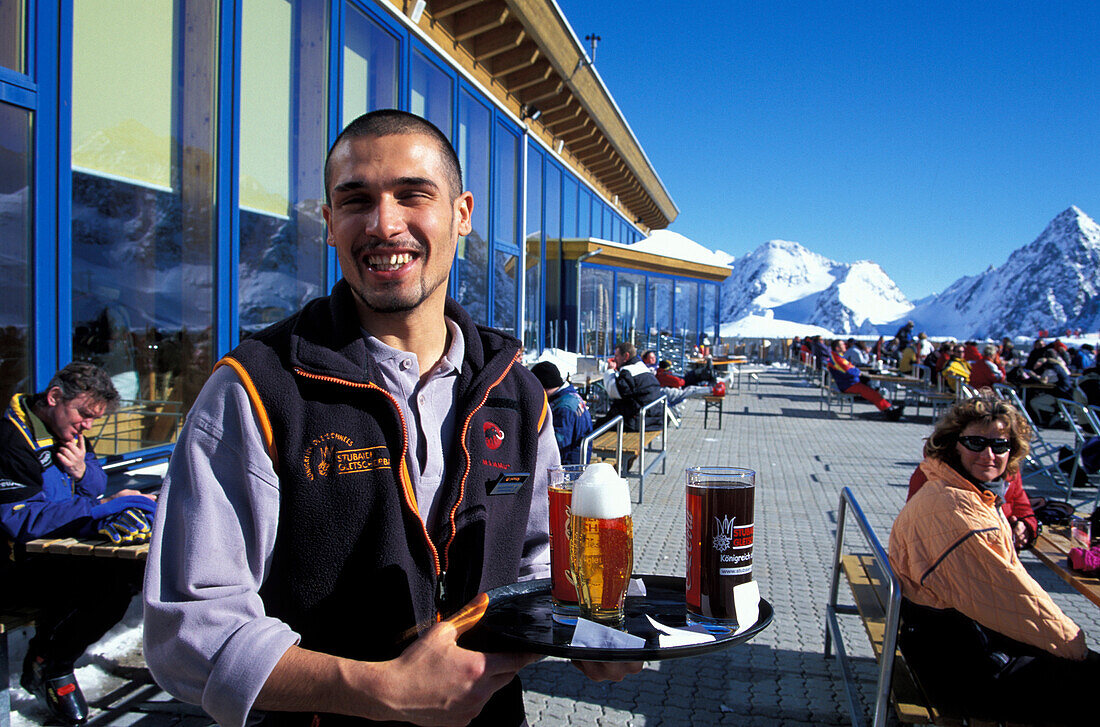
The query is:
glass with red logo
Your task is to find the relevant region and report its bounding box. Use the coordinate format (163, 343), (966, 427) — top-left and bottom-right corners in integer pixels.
(547, 464), (586, 619)
(685, 466), (755, 626)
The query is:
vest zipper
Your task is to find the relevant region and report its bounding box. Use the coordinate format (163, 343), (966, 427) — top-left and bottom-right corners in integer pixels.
(442, 350), (522, 584)
(291, 367), (443, 583)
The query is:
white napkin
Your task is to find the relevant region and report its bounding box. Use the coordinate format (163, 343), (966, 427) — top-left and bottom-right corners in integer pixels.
(732, 581), (761, 635)
(570, 618), (646, 649)
(646, 615), (716, 647)
(627, 578), (647, 597)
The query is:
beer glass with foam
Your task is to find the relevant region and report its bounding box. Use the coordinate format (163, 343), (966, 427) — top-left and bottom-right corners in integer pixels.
(685, 467), (755, 626)
(547, 464), (587, 617)
(569, 462), (634, 625)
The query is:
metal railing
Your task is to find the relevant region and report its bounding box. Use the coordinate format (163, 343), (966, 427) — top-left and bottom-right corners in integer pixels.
(581, 414), (624, 472)
(823, 486), (902, 727)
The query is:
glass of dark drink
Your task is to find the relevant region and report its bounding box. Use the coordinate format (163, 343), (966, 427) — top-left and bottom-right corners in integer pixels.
(685, 466), (755, 626)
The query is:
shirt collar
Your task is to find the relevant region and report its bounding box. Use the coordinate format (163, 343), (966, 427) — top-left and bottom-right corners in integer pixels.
(360, 317), (465, 377)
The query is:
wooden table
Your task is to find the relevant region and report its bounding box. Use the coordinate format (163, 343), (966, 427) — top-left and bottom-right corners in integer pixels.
(862, 372), (921, 400)
(1031, 525), (1100, 608)
(25, 536), (149, 560)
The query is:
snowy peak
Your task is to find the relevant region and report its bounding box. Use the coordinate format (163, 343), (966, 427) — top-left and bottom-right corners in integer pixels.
(721, 240), (911, 334)
(902, 206), (1100, 338)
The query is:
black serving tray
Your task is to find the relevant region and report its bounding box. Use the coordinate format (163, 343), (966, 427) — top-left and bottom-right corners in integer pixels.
(460, 575), (772, 661)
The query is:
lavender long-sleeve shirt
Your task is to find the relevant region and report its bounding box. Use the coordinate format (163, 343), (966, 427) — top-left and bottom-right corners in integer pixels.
(143, 320), (555, 727)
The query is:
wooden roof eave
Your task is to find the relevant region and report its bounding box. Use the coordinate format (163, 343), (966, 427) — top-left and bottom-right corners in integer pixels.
(561, 239), (731, 282)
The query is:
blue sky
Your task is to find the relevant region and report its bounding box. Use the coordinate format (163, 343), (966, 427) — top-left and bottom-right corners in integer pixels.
(555, 0), (1100, 300)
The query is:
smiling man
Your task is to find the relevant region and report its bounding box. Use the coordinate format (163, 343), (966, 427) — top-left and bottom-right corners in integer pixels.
(144, 111), (639, 727)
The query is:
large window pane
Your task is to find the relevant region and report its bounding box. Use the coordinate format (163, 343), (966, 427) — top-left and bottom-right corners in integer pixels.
(71, 0), (217, 454)
(701, 284), (717, 345)
(579, 191), (592, 238)
(493, 251), (517, 337)
(563, 177), (577, 239)
(579, 267), (612, 356)
(0, 103), (32, 400)
(523, 147), (542, 353)
(493, 125), (517, 246)
(676, 279), (699, 350)
(544, 165), (561, 347)
(455, 90), (490, 323)
(410, 51), (452, 138)
(615, 272), (645, 350)
(492, 125), (518, 332)
(343, 3), (398, 123)
(0, 0), (26, 73)
(647, 277), (674, 363)
(239, 0), (328, 337)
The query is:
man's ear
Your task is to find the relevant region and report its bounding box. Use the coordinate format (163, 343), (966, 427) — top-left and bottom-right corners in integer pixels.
(45, 386), (62, 407)
(321, 205), (335, 248)
(454, 192), (473, 237)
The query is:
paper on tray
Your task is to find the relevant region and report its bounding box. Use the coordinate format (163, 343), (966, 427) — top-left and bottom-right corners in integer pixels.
(570, 618), (646, 650)
(645, 615), (716, 647)
(732, 581), (760, 635)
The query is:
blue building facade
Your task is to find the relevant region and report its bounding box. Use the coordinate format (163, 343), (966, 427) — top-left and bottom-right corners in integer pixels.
(1, 0), (714, 457)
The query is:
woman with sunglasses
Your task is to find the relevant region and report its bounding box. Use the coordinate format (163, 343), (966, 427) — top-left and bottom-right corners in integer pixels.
(888, 395), (1100, 724)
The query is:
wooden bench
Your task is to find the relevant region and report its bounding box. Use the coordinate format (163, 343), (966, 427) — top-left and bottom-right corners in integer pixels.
(702, 394), (724, 429)
(825, 487), (1021, 727)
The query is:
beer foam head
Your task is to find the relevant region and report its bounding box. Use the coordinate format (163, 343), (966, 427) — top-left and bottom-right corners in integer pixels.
(571, 462), (631, 518)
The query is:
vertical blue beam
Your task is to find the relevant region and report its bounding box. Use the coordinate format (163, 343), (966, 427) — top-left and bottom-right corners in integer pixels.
(32, 0), (67, 386)
(215, 0), (239, 357)
(325, 0), (343, 292)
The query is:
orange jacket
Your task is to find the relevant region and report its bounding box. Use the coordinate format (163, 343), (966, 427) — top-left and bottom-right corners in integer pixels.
(888, 458), (1086, 660)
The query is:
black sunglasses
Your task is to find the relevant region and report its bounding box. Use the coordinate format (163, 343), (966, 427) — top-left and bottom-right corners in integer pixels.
(957, 435), (1011, 454)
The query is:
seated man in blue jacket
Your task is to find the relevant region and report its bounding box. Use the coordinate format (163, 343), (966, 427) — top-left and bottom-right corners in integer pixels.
(531, 361), (593, 465)
(0, 361), (156, 725)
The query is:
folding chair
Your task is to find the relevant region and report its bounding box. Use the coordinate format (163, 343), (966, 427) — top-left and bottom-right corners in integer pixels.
(1055, 398), (1100, 501)
(993, 384), (1071, 492)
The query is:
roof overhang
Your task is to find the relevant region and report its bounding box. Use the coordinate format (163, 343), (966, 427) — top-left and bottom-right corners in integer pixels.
(561, 239), (731, 282)
(397, 0), (679, 231)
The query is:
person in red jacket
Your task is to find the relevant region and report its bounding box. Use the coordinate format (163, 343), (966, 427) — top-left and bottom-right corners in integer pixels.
(968, 344), (1006, 390)
(654, 360), (685, 389)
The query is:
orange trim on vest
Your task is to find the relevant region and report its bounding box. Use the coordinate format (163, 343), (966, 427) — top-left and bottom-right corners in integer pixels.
(537, 391), (549, 431)
(215, 357), (279, 470)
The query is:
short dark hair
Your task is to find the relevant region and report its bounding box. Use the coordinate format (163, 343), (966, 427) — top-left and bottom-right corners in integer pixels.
(615, 342), (637, 358)
(324, 109), (463, 205)
(41, 361), (120, 414)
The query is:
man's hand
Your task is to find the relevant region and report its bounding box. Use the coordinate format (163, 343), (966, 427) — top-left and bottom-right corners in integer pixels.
(372, 594), (540, 725)
(55, 436), (87, 481)
(571, 660), (643, 682)
(103, 488), (157, 504)
(258, 594), (540, 727)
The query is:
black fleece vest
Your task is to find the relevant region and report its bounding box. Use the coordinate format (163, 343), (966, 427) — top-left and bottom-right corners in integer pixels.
(226, 282), (543, 727)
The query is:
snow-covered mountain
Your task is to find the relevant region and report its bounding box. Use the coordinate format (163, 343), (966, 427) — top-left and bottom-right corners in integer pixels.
(897, 206), (1100, 339)
(718, 240), (912, 335)
(645, 206), (1099, 339)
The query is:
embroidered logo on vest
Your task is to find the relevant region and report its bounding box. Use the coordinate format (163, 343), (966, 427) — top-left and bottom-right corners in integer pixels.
(303, 432), (391, 481)
(37, 450), (52, 469)
(483, 421), (504, 451)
